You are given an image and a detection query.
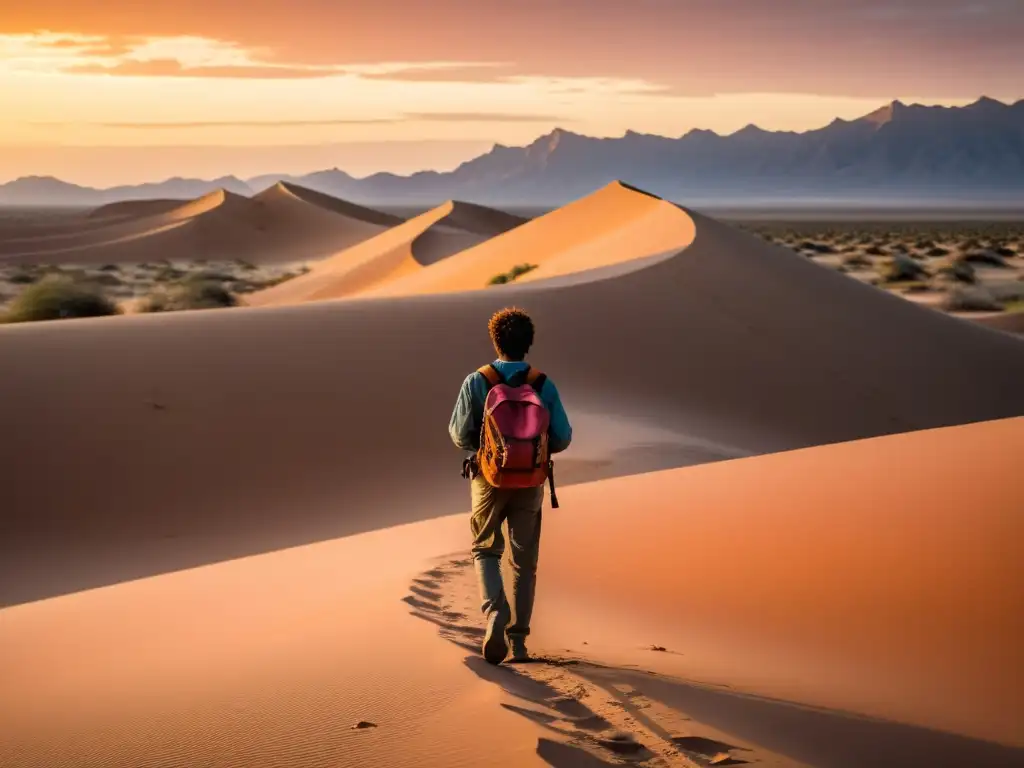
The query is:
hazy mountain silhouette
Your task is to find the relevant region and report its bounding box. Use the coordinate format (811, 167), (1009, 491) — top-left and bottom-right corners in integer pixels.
(3, 98), (1022, 207)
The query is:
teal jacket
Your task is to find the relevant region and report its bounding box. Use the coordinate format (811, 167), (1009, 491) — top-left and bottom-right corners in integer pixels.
(449, 359), (573, 454)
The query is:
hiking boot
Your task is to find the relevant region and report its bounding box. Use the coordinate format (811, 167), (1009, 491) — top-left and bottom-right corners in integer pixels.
(482, 601), (511, 664)
(506, 635), (530, 663)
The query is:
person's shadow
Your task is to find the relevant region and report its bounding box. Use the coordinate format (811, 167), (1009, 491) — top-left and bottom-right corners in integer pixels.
(405, 559), (1024, 768)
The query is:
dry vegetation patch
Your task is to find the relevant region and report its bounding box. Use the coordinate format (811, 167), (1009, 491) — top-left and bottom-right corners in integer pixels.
(741, 219), (1024, 321)
(0, 259), (311, 319)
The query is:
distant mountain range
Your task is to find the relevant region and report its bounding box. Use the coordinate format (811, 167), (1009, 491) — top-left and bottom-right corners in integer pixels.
(3, 97), (1023, 207)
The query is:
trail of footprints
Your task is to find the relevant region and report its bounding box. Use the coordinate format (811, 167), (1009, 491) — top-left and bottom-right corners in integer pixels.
(404, 558), (752, 767)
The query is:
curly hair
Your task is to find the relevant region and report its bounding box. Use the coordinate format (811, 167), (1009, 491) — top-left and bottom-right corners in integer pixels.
(488, 306), (535, 361)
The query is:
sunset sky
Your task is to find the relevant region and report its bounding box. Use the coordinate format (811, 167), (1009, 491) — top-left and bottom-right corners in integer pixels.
(2, 0), (1022, 186)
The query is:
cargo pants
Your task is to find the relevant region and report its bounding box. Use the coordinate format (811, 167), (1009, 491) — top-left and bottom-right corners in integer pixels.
(469, 474), (544, 644)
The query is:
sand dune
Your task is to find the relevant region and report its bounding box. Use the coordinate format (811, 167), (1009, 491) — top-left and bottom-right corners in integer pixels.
(531, 417), (1024, 748)
(87, 198), (186, 221)
(361, 181), (696, 297)
(246, 199), (525, 306)
(2, 185), (1024, 766)
(0, 183), (400, 266)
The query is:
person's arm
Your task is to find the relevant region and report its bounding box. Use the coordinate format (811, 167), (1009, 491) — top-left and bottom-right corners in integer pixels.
(542, 378), (572, 454)
(448, 373), (482, 451)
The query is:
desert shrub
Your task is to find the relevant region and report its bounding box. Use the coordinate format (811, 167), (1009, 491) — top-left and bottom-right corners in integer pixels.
(987, 281), (1024, 305)
(235, 260), (258, 271)
(99, 264), (120, 272)
(937, 260), (977, 284)
(8, 270), (38, 285)
(941, 286), (1002, 313)
(154, 265), (187, 282)
(190, 269), (235, 283)
(487, 263), (538, 286)
(880, 253), (928, 283)
(91, 271), (123, 287)
(865, 244), (887, 256)
(2, 275), (121, 323)
(993, 245), (1016, 258)
(798, 240), (835, 254)
(924, 246), (950, 257)
(842, 253), (873, 269)
(901, 283), (932, 294)
(958, 250), (1008, 268)
(138, 278), (238, 312)
(229, 280), (257, 293)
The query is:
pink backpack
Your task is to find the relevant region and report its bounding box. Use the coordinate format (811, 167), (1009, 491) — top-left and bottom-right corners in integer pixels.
(470, 364), (559, 507)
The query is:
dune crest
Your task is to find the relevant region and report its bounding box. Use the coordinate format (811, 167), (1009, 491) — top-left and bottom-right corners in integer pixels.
(246, 198), (525, 306)
(0, 184), (397, 266)
(361, 180), (696, 297)
(86, 199), (185, 221)
(264, 181), (404, 227)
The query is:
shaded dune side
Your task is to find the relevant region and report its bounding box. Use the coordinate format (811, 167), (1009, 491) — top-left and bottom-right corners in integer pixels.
(536, 418), (1024, 749)
(245, 199), (524, 306)
(275, 181), (404, 227)
(0, 193), (225, 256)
(0, 185), (397, 266)
(86, 199), (186, 221)
(2, 203), (1024, 606)
(361, 181), (695, 297)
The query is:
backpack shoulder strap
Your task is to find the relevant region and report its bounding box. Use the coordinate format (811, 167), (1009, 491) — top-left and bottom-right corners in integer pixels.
(526, 367), (547, 394)
(477, 364), (503, 390)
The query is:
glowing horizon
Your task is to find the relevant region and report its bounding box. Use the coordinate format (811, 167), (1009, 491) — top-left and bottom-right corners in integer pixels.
(2, 1), (1021, 185)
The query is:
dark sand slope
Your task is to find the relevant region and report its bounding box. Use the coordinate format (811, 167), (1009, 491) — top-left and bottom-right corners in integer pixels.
(87, 198), (187, 221)
(2, 191), (1024, 607)
(246, 199), (526, 306)
(0, 183), (400, 265)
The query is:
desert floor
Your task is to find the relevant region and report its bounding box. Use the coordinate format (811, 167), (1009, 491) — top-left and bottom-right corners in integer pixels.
(1, 185), (1022, 768)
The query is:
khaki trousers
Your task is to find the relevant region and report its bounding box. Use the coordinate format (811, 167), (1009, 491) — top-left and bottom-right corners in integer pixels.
(469, 475), (544, 641)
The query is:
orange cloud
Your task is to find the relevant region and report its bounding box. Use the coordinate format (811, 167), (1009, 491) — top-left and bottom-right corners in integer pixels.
(31, 113), (569, 129)
(64, 59), (346, 79)
(2, 2), (1022, 98)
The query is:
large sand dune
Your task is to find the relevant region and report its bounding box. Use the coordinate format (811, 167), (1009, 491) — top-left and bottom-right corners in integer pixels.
(361, 181), (696, 297)
(246, 199), (526, 306)
(0, 183), (400, 266)
(87, 198), (188, 221)
(2, 185), (1023, 767)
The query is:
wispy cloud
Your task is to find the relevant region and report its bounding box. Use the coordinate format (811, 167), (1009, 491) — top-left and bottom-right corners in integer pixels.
(30, 113), (570, 129)
(2, 2), (1022, 98)
(92, 118), (402, 128)
(357, 64), (518, 83)
(64, 59), (348, 79)
(405, 112), (568, 123)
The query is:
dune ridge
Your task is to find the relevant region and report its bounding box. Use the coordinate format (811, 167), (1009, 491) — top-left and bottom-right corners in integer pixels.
(0, 184), (399, 266)
(2, 184), (1023, 767)
(246, 198), (526, 306)
(87, 198), (189, 221)
(360, 180), (696, 297)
